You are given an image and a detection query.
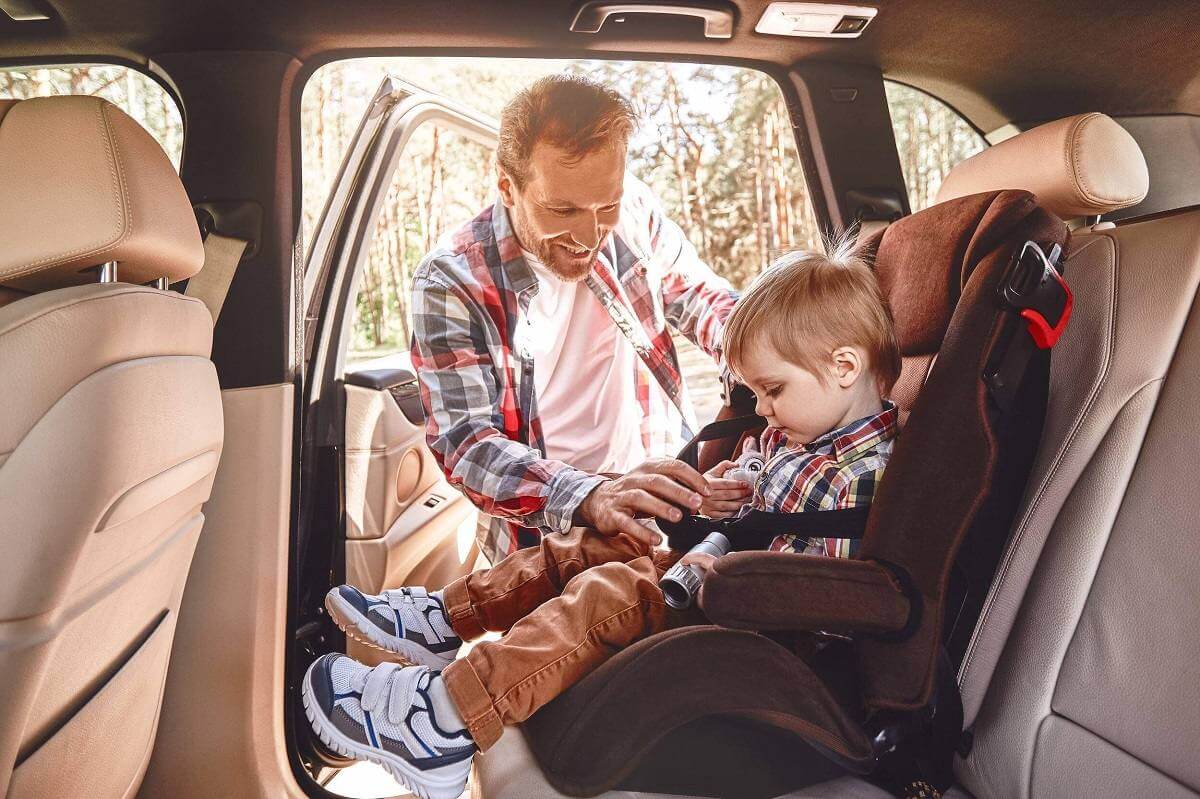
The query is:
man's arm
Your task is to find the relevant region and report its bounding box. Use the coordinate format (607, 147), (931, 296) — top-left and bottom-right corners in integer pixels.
(410, 269), (605, 534)
(639, 184), (739, 360)
(412, 264), (710, 544)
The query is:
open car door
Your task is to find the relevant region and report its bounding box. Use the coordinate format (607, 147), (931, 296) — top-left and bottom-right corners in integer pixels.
(297, 77), (499, 672)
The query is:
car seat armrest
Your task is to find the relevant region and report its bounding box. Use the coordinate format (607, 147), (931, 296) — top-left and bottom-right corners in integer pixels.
(703, 551), (911, 634)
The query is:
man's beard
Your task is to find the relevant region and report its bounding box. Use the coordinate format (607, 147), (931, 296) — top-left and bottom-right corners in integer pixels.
(510, 205), (597, 283)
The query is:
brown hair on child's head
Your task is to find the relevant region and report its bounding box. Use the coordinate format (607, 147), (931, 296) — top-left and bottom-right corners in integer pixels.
(723, 232), (902, 396)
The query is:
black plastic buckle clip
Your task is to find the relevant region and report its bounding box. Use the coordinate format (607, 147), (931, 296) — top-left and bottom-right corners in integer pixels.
(999, 241), (1072, 349)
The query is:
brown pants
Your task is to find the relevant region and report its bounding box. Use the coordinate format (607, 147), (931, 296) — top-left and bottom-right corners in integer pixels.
(439, 529), (691, 749)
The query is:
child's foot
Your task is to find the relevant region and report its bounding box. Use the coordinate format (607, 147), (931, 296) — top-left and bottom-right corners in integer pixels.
(325, 585), (462, 668)
(303, 654), (476, 799)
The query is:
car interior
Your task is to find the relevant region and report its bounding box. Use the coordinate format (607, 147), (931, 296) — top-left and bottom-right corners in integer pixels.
(0, 2), (1198, 798)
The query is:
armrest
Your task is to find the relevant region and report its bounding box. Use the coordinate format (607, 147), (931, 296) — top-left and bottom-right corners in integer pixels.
(702, 551), (911, 635)
(345, 367), (417, 391)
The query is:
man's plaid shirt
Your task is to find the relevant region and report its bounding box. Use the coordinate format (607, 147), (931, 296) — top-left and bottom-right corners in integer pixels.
(751, 401), (900, 558)
(410, 177), (738, 562)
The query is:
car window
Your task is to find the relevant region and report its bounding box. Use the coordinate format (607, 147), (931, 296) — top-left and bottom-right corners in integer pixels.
(0, 64), (183, 169)
(885, 81), (986, 211)
(303, 58), (819, 425)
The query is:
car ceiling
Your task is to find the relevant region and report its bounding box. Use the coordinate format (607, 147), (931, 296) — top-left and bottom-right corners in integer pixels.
(1, 0), (1197, 133)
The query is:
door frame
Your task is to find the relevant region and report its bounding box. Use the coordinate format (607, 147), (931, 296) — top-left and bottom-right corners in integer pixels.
(289, 74), (499, 786)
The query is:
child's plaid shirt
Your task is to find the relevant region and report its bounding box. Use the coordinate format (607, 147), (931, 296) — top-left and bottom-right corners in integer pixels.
(750, 401), (900, 558)
(410, 176), (738, 563)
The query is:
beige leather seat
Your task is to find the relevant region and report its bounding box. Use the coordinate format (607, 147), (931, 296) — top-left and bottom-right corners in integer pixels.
(0, 97), (222, 798)
(473, 113), (1200, 798)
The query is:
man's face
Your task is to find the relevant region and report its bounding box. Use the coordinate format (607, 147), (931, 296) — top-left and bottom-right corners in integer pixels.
(499, 140), (626, 282)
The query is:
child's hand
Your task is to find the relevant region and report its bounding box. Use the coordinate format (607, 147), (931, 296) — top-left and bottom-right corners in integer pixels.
(700, 460), (751, 519)
(680, 551), (719, 610)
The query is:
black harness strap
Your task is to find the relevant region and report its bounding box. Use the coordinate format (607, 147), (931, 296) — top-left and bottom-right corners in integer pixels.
(661, 413), (872, 552)
(662, 506), (874, 552)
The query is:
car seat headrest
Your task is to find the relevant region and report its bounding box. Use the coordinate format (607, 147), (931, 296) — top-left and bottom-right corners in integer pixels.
(0, 96), (203, 293)
(867, 189), (1048, 414)
(934, 113), (1148, 219)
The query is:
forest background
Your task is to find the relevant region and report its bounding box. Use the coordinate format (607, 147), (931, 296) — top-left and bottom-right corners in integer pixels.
(299, 58), (984, 360)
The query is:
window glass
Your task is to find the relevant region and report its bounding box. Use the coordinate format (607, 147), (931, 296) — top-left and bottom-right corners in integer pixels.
(302, 58), (820, 424)
(0, 64), (184, 169)
(885, 81), (986, 211)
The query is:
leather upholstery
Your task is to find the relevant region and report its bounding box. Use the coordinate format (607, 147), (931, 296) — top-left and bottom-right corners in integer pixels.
(956, 209), (1200, 798)
(936, 113), (1149, 219)
(0, 96), (222, 798)
(0, 96), (203, 292)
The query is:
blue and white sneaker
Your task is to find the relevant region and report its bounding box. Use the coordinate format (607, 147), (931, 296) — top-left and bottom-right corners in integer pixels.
(303, 654), (476, 799)
(325, 586), (462, 669)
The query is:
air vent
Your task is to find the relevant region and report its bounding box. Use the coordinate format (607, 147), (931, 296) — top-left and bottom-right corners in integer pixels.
(755, 2), (876, 38)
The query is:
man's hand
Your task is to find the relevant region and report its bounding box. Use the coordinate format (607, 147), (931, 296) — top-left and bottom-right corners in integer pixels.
(699, 460), (752, 519)
(577, 458), (710, 548)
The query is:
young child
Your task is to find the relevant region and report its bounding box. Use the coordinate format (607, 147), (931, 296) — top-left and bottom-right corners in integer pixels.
(301, 238), (902, 799)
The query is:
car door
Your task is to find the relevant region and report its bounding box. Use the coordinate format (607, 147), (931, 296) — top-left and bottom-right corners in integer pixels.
(299, 76), (498, 664)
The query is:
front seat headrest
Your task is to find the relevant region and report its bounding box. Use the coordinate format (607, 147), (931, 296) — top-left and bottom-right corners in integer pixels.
(934, 112), (1149, 219)
(0, 95), (203, 293)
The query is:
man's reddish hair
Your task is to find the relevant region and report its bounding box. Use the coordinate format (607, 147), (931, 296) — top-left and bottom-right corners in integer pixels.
(498, 74), (637, 186)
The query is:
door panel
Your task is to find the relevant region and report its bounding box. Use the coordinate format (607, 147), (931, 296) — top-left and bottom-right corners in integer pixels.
(342, 376), (479, 592)
(341, 369), (480, 666)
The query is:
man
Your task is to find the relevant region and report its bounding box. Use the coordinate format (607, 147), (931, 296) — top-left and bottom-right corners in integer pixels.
(412, 74), (744, 563)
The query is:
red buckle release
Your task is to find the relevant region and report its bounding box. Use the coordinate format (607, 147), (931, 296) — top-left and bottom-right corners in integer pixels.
(1019, 275), (1073, 349)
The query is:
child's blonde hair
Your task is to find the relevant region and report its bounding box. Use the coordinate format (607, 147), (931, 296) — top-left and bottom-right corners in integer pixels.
(724, 233), (902, 395)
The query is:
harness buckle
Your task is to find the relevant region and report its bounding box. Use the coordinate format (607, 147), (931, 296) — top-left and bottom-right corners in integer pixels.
(999, 241), (1072, 349)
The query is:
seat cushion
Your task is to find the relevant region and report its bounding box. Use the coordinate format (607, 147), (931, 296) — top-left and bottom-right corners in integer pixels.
(0, 283), (222, 797)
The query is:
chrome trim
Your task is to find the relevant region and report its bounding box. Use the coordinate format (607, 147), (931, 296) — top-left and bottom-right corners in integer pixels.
(96, 261), (118, 283)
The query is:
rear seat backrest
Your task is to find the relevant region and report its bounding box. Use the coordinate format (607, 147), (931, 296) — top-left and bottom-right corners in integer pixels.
(931, 115), (1200, 797)
(0, 96), (221, 798)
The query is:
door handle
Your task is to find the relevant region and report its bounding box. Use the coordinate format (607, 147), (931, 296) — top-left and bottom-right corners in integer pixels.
(570, 1), (736, 39)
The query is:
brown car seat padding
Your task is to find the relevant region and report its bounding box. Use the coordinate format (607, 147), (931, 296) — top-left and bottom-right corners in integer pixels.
(521, 626), (876, 796)
(521, 190), (1069, 797)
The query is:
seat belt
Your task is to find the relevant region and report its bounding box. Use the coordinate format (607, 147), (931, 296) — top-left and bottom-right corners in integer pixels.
(185, 231), (250, 324)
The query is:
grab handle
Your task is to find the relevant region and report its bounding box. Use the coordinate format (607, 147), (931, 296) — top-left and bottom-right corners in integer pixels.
(569, 1), (736, 38)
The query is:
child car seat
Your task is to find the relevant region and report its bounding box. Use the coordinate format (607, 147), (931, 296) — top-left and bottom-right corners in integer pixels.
(518, 188), (1072, 798)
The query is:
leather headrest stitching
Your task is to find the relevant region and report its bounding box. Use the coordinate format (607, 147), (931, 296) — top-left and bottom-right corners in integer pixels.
(0, 96), (203, 293)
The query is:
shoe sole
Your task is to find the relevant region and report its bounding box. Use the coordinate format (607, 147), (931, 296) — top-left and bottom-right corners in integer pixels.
(325, 590), (456, 670)
(302, 663), (471, 799)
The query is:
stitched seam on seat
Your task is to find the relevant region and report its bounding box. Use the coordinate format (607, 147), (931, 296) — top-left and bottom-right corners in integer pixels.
(2, 354), (217, 473)
(0, 98), (128, 282)
(0, 287), (207, 339)
(1045, 378), (1164, 708)
(1070, 113), (1138, 207)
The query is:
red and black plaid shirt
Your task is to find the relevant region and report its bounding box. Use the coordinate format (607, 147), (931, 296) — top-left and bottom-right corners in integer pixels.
(410, 176), (739, 562)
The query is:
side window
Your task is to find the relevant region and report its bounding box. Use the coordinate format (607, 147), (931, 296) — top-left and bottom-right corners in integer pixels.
(885, 81), (986, 212)
(303, 60), (819, 422)
(0, 64), (183, 169)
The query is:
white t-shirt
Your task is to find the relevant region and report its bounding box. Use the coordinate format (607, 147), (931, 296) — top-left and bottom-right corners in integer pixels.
(518, 249), (646, 474)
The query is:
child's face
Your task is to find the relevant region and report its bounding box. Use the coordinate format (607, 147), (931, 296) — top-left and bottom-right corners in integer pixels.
(735, 343), (875, 445)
